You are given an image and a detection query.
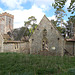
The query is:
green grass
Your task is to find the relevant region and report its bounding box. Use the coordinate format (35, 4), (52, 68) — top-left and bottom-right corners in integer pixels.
(0, 53), (75, 75)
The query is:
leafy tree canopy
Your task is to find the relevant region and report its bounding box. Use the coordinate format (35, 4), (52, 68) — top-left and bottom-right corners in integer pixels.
(53, 0), (75, 14)
(52, 0), (67, 28)
(68, 0), (75, 14)
(24, 16), (37, 37)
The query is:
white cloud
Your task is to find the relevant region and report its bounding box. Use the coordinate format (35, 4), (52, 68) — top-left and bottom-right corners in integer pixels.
(1, 0), (27, 9)
(4, 5), (45, 28)
(30, 0), (54, 6)
(65, 0), (71, 8)
(48, 15), (56, 21)
(0, 8), (3, 12)
(1, 0), (54, 11)
(30, 0), (54, 11)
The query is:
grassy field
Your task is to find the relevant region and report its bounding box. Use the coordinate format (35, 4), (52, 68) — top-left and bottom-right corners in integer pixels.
(0, 53), (75, 75)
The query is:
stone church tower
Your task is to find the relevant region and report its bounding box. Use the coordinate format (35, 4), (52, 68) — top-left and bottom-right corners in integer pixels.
(0, 12), (14, 34)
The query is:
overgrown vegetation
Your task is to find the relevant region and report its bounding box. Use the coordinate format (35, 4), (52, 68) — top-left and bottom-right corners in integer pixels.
(0, 53), (75, 75)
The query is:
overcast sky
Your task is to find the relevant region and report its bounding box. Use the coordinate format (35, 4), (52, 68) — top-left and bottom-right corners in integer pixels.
(0, 0), (74, 28)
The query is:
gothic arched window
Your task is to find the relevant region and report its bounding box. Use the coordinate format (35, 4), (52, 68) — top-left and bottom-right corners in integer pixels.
(42, 29), (48, 51)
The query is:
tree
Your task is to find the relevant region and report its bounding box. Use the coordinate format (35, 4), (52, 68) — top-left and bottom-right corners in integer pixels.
(51, 20), (65, 37)
(7, 27), (30, 41)
(52, 0), (75, 38)
(52, 0), (66, 9)
(28, 16), (37, 24)
(24, 16), (37, 37)
(52, 0), (67, 27)
(25, 16), (37, 27)
(68, 15), (75, 26)
(20, 27), (30, 37)
(66, 15), (75, 38)
(52, 0), (75, 26)
(51, 20), (57, 26)
(20, 27), (30, 41)
(52, 0), (75, 14)
(68, 0), (75, 14)
(55, 9), (66, 28)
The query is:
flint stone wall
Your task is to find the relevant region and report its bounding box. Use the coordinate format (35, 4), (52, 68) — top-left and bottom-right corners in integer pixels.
(30, 15), (65, 56)
(3, 42), (30, 53)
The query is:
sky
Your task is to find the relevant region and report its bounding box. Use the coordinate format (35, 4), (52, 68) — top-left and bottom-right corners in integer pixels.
(0, 0), (74, 28)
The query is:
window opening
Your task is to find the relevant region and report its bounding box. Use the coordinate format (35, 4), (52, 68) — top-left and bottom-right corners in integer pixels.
(42, 29), (48, 51)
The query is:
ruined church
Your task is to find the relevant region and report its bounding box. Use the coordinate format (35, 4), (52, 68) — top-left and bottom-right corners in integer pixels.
(0, 12), (75, 56)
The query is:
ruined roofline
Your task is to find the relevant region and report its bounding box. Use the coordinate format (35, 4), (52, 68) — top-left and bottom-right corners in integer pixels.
(0, 12), (14, 19)
(4, 41), (25, 44)
(29, 15), (65, 40)
(43, 15), (65, 39)
(40, 15), (65, 39)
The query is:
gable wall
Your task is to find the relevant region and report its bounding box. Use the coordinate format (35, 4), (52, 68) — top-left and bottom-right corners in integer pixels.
(30, 16), (65, 56)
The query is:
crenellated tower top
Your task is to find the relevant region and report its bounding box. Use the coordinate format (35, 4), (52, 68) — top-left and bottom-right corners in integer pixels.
(0, 12), (14, 19)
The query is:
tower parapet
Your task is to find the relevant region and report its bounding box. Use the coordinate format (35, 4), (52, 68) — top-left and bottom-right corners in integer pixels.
(0, 12), (14, 19)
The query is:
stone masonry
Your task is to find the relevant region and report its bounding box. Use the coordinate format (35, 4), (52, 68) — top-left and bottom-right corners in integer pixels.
(30, 15), (65, 56)
(0, 12), (14, 34)
(0, 32), (4, 52)
(0, 13), (75, 56)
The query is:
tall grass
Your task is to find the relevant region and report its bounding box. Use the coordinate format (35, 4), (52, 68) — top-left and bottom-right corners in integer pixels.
(0, 53), (75, 75)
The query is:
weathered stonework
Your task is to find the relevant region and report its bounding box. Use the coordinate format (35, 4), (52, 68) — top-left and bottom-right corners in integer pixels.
(0, 12), (14, 34)
(30, 15), (65, 56)
(1, 14), (75, 56)
(65, 40), (75, 56)
(0, 33), (4, 52)
(3, 41), (30, 54)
